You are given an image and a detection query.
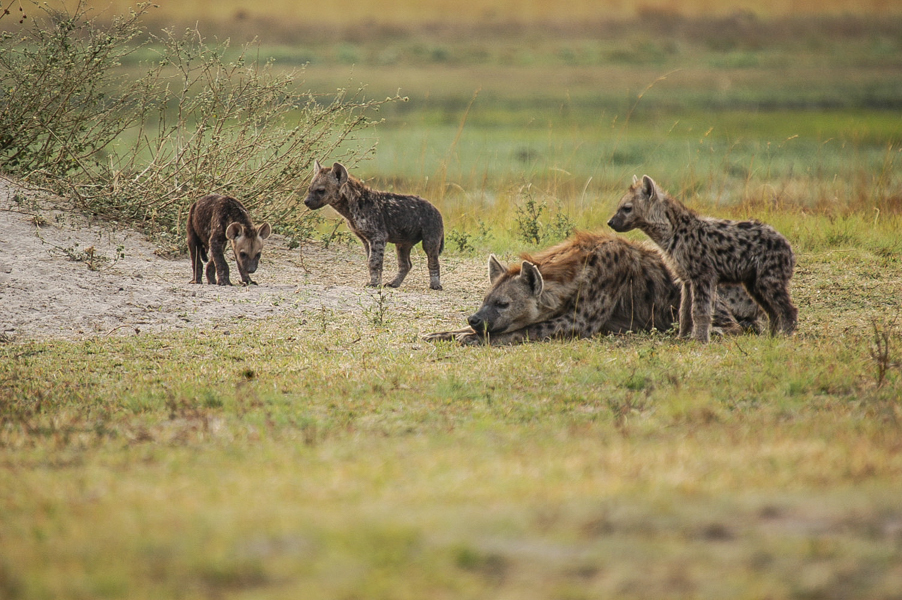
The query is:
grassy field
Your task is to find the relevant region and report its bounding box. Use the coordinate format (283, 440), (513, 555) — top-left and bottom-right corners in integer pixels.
(3, 234), (902, 598)
(3, 3), (902, 599)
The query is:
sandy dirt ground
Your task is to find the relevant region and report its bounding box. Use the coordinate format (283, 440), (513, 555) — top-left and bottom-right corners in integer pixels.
(0, 177), (484, 342)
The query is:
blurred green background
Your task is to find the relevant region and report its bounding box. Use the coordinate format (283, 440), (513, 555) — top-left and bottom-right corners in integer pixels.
(61, 0), (902, 232)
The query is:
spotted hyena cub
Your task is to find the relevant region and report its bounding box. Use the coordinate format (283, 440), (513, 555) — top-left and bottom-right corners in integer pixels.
(187, 194), (271, 286)
(304, 161), (444, 290)
(608, 175), (797, 342)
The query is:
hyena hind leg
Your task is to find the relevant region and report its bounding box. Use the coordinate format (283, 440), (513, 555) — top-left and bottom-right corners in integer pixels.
(752, 280), (797, 336)
(387, 243), (413, 288)
(423, 237), (443, 291)
(744, 282), (784, 336)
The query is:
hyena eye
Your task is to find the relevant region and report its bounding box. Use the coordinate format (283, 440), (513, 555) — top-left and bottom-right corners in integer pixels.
(239, 251), (248, 259)
(255, 253), (261, 260)
(495, 300), (510, 309)
(621, 205), (633, 214)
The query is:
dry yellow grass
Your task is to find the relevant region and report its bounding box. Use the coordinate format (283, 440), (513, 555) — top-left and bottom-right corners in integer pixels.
(72, 0), (902, 26)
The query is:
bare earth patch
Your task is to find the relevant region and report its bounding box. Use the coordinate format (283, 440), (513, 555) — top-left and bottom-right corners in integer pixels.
(0, 177), (484, 341)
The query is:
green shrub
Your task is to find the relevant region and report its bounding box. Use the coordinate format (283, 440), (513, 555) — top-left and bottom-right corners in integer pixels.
(0, 1), (399, 241)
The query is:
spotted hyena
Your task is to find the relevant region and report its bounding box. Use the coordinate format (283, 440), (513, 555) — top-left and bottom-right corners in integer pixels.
(187, 194), (271, 286)
(608, 175), (797, 342)
(304, 161), (444, 290)
(424, 231), (760, 346)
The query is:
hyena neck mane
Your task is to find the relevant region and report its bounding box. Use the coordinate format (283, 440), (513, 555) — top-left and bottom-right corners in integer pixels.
(643, 192), (696, 251)
(516, 231), (605, 310)
(322, 173), (366, 219)
(333, 174), (404, 216)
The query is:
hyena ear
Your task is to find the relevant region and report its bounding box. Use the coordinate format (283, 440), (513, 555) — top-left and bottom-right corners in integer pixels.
(257, 222), (272, 240)
(519, 261), (544, 297)
(225, 222), (244, 240)
(332, 162), (349, 185)
(632, 174), (639, 185)
(313, 160), (322, 176)
(488, 254), (507, 284)
(641, 175), (658, 200)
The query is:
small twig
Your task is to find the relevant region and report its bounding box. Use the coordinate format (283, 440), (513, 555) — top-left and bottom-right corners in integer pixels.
(731, 336), (749, 356)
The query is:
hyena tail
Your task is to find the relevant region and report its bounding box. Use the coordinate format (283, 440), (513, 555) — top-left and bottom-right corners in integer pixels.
(439, 234), (445, 255)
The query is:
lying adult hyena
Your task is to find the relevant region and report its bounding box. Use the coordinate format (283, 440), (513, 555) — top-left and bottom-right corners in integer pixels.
(304, 161), (444, 290)
(608, 175), (797, 342)
(187, 194), (271, 286)
(424, 231), (758, 346)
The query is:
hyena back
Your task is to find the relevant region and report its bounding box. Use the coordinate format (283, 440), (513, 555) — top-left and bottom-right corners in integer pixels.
(304, 161), (444, 290)
(424, 231), (757, 346)
(187, 194), (271, 286)
(608, 175), (797, 342)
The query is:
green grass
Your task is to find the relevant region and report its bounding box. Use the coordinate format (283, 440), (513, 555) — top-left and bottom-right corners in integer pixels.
(3, 233), (902, 598)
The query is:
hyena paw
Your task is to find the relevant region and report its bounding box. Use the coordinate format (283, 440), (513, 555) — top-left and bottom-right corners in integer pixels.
(430, 283), (443, 291)
(457, 332), (484, 345)
(423, 331), (455, 342)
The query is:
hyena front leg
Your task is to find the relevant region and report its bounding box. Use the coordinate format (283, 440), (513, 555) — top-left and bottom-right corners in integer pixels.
(422, 328), (477, 343)
(387, 243), (413, 288)
(481, 313), (594, 345)
(208, 238), (232, 285)
(690, 279), (715, 343)
(679, 282), (693, 338)
(205, 259), (217, 284)
(365, 237), (387, 287)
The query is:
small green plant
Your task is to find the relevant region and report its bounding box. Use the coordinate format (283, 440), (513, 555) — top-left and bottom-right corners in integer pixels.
(514, 184), (544, 245)
(869, 317), (899, 388)
(448, 229), (475, 253)
(361, 287), (393, 327)
(513, 184), (574, 246)
(545, 202), (574, 242)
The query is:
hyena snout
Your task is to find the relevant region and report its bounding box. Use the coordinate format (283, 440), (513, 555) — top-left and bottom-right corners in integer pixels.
(467, 314), (485, 331)
(242, 258), (259, 274)
(607, 215), (629, 233)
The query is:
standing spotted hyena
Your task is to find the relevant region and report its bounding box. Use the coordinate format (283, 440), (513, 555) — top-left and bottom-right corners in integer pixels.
(608, 175), (797, 342)
(304, 161), (444, 290)
(187, 194), (271, 286)
(424, 231), (759, 346)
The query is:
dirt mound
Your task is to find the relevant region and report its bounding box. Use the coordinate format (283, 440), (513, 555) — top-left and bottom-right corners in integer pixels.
(0, 177), (481, 341)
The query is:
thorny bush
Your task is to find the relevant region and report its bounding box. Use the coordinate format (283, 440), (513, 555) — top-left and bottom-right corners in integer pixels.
(0, 1), (400, 246)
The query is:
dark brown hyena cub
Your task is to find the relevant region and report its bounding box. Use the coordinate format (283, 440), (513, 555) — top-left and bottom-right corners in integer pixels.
(304, 160), (444, 290)
(187, 194), (271, 286)
(608, 175), (797, 342)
